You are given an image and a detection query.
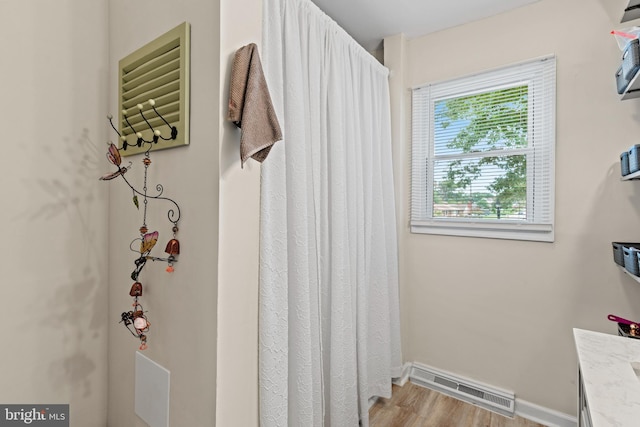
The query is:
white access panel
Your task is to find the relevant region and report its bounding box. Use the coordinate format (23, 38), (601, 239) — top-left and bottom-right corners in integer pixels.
(135, 351), (170, 427)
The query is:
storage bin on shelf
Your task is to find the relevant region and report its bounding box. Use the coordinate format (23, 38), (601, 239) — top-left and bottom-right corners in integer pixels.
(616, 65), (632, 94)
(617, 38), (640, 94)
(629, 144), (640, 173)
(623, 244), (640, 275)
(612, 242), (640, 266)
(623, 38), (640, 79)
(621, 151), (631, 176)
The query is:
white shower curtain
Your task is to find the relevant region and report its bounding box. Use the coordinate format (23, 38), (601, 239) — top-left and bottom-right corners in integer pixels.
(259, 0), (402, 425)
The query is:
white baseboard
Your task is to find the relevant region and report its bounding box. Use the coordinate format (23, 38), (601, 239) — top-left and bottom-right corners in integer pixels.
(410, 362), (515, 417)
(515, 399), (577, 427)
(401, 362), (576, 427)
(392, 362), (412, 387)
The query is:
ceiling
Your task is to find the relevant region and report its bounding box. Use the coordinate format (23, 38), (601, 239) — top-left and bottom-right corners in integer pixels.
(309, 0), (540, 51)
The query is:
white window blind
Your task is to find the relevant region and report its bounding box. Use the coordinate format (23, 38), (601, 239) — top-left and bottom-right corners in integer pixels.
(411, 55), (556, 242)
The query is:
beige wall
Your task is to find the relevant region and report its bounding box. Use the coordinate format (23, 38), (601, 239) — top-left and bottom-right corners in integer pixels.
(216, 0), (262, 425)
(387, 0), (640, 415)
(107, 1), (221, 426)
(107, 0), (265, 425)
(384, 34), (411, 361)
(0, 1), (109, 425)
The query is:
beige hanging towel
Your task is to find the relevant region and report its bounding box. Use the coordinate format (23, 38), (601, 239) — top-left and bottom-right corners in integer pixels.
(227, 43), (282, 167)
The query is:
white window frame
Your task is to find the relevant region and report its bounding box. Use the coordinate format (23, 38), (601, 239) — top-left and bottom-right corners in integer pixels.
(410, 55), (556, 242)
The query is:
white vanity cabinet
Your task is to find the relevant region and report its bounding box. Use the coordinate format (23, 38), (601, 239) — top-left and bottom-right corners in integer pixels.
(577, 369), (592, 427)
(574, 329), (640, 426)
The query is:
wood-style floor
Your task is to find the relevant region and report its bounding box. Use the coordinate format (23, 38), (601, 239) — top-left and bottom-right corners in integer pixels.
(369, 382), (547, 427)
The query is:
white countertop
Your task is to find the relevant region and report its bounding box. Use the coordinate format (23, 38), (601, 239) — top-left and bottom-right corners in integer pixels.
(573, 328), (640, 426)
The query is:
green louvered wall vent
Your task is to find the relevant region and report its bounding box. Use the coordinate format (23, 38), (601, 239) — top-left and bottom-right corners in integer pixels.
(118, 22), (190, 156)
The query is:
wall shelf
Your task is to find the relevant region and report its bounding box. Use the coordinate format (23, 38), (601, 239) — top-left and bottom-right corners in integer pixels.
(621, 170), (640, 180)
(620, 68), (640, 100)
(621, 0), (640, 23)
(619, 266), (640, 283)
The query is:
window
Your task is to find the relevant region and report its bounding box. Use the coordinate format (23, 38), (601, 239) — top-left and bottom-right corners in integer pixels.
(411, 56), (556, 242)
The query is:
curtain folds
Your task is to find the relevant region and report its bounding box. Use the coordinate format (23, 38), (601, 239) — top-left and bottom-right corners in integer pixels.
(259, 0), (402, 425)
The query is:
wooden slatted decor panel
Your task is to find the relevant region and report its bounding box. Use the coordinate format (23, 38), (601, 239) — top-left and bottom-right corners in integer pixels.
(118, 22), (190, 156)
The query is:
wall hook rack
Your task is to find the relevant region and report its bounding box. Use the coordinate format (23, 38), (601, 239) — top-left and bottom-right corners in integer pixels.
(110, 99), (179, 150)
(102, 98), (183, 350)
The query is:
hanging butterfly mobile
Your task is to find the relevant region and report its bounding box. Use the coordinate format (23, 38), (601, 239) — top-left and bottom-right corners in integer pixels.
(118, 231), (158, 350)
(99, 142), (131, 181)
(100, 99), (182, 350)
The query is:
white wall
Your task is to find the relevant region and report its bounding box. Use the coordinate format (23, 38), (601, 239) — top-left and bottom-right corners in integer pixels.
(387, 0), (640, 415)
(107, 1), (220, 426)
(0, 1), (109, 425)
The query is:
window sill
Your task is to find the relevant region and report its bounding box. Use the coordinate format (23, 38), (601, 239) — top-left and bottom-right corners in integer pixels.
(410, 220), (554, 242)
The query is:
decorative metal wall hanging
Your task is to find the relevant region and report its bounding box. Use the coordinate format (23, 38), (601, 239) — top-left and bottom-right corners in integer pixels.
(101, 99), (182, 350)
